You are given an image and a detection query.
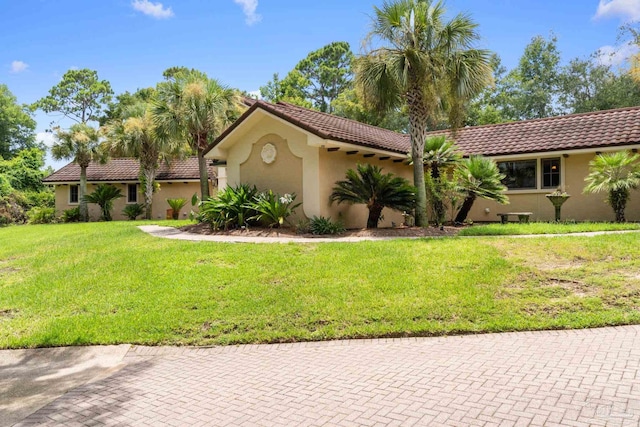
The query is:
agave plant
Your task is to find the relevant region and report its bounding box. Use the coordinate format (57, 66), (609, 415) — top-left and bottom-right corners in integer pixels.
(330, 164), (416, 229)
(84, 184), (123, 221)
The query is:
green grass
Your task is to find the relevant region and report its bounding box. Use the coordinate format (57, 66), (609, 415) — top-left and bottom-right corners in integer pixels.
(1, 221), (640, 349)
(458, 221), (640, 236)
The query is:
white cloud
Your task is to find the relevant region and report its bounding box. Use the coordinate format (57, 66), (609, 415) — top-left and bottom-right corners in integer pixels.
(234, 0), (261, 25)
(37, 132), (55, 148)
(10, 60), (28, 73)
(131, 0), (174, 19)
(596, 41), (640, 66)
(594, 0), (640, 21)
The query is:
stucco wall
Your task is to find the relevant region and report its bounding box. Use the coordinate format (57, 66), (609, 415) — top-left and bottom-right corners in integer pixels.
(318, 150), (413, 229)
(53, 182), (201, 221)
(467, 151), (640, 222)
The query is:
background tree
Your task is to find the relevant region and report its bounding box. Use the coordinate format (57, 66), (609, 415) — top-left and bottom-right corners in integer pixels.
(153, 69), (242, 199)
(34, 69), (113, 126)
(51, 124), (106, 221)
(259, 71), (311, 107)
(584, 151), (640, 223)
(0, 84), (37, 159)
(330, 164), (416, 229)
(103, 98), (179, 219)
(294, 41), (354, 113)
(333, 88), (409, 133)
(356, 0), (492, 227)
(454, 156), (508, 223)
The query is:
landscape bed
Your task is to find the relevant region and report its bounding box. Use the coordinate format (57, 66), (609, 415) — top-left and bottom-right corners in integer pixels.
(1, 221), (639, 349)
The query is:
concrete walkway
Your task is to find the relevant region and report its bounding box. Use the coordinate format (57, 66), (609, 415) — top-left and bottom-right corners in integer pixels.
(139, 224), (640, 244)
(5, 326), (640, 426)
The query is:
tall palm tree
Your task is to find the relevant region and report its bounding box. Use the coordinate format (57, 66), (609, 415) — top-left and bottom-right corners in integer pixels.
(584, 151), (640, 222)
(356, 0), (492, 226)
(51, 124), (106, 222)
(153, 71), (242, 200)
(102, 101), (180, 219)
(330, 163), (416, 229)
(454, 155), (508, 223)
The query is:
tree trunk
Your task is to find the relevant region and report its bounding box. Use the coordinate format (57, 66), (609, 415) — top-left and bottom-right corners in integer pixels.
(611, 189), (627, 223)
(367, 205), (384, 229)
(143, 167), (156, 220)
(197, 151), (210, 200)
(406, 89), (429, 227)
(79, 165), (89, 222)
(454, 194), (476, 224)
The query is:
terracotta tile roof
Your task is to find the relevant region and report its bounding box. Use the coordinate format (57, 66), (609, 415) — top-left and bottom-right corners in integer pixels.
(206, 100), (411, 155)
(43, 157), (211, 183)
(438, 106), (640, 156)
(207, 101), (640, 157)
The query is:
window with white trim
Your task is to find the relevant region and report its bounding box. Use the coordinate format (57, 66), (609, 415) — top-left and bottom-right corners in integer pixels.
(127, 184), (138, 203)
(69, 185), (79, 204)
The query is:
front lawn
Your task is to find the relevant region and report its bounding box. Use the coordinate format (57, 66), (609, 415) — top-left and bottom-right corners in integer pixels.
(1, 221), (640, 348)
(459, 221), (640, 236)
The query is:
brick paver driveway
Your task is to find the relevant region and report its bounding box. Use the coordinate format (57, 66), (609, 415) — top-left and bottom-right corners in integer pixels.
(14, 326), (640, 426)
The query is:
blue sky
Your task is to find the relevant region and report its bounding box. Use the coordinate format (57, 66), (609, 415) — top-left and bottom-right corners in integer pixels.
(1, 0), (638, 168)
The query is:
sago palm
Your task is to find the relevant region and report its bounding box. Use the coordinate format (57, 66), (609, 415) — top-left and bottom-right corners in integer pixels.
(51, 124), (107, 222)
(422, 135), (462, 224)
(356, 0), (492, 226)
(454, 155), (508, 223)
(102, 101), (180, 219)
(153, 70), (242, 199)
(330, 163), (416, 229)
(84, 184), (123, 221)
(584, 151), (640, 222)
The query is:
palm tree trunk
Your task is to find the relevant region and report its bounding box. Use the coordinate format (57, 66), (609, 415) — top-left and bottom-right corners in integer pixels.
(143, 167), (156, 220)
(367, 205), (384, 229)
(454, 194), (476, 224)
(197, 151), (210, 200)
(79, 166), (88, 222)
(406, 91), (429, 227)
(611, 189), (627, 223)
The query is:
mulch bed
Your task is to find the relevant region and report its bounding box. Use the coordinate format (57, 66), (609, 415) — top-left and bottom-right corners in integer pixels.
(180, 223), (460, 238)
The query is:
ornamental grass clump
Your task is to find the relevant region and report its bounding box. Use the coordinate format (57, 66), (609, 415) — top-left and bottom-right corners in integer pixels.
(199, 184), (259, 230)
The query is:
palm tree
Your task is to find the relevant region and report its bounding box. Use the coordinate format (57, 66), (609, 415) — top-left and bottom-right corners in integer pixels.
(153, 70), (242, 200)
(330, 163), (416, 229)
(584, 151), (640, 222)
(84, 184), (123, 221)
(51, 124), (106, 222)
(102, 101), (180, 219)
(356, 0), (492, 226)
(422, 135), (462, 224)
(454, 155), (508, 223)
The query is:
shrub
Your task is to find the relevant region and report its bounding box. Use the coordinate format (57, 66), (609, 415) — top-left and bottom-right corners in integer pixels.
(199, 184), (259, 230)
(0, 195), (27, 226)
(27, 207), (57, 224)
(166, 198), (187, 220)
(62, 207), (81, 223)
(84, 184), (123, 221)
(251, 191), (301, 228)
(308, 216), (345, 235)
(123, 203), (145, 220)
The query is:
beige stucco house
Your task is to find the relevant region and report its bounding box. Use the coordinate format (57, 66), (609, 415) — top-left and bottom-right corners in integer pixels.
(44, 157), (211, 221)
(205, 101), (640, 226)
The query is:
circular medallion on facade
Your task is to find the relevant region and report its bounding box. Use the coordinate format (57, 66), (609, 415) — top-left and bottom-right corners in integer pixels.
(261, 143), (277, 164)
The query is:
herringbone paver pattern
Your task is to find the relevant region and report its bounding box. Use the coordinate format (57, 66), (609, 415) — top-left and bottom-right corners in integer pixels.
(16, 326), (640, 426)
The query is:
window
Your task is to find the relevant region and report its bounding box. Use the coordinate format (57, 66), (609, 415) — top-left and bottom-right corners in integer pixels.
(127, 184), (138, 203)
(498, 160), (537, 189)
(542, 158), (561, 188)
(69, 185), (79, 204)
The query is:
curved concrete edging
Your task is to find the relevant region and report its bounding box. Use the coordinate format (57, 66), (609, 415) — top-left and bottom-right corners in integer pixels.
(138, 225), (640, 243)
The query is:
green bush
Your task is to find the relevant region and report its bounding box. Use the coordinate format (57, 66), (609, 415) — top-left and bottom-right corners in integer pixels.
(0, 195), (27, 226)
(27, 207), (57, 224)
(22, 190), (55, 209)
(199, 184), (259, 230)
(251, 191), (301, 228)
(62, 207), (81, 223)
(309, 216), (345, 235)
(123, 203), (145, 220)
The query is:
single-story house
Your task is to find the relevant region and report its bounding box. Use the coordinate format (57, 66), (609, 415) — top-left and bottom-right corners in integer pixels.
(43, 157), (213, 221)
(204, 101), (640, 227)
(45, 102), (640, 225)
